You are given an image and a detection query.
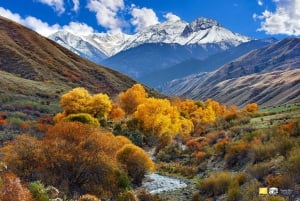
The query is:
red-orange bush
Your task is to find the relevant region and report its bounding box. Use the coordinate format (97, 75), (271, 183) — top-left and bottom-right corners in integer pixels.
(185, 137), (208, 152)
(195, 151), (207, 163)
(0, 173), (34, 201)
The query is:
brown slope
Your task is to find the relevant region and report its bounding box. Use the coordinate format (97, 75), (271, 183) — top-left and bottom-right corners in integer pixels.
(0, 16), (154, 96)
(205, 38), (300, 85)
(207, 69), (300, 106)
(163, 38), (300, 107)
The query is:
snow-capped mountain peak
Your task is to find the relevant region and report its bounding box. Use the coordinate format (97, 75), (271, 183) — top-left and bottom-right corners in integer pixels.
(49, 17), (251, 59)
(182, 17), (220, 37)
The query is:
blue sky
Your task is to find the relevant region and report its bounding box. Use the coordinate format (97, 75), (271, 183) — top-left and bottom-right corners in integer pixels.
(0, 0), (299, 39)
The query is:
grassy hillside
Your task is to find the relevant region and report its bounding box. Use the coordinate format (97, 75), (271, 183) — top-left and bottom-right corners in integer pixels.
(0, 16), (163, 130)
(154, 102), (300, 201)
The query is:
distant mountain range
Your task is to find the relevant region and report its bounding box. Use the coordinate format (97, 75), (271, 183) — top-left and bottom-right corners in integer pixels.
(50, 18), (250, 58)
(47, 16), (300, 107)
(140, 38), (277, 87)
(2, 15), (298, 109)
(49, 17), (251, 79)
(161, 38), (300, 107)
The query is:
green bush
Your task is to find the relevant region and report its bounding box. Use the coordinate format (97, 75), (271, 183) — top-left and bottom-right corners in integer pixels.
(197, 171), (232, 196)
(197, 171), (247, 197)
(64, 113), (100, 127)
(156, 144), (182, 162)
(225, 141), (249, 168)
(247, 162), (272, 181)
(227, 181), (242, 201)
(28, 181), (49, 201)
(241, 179), (261, 201)
(116, 191), (137, 201)
(8, 117), (24, 128)
(287, 146), (300, 181)
(156, 162), (197, 179)
(249, 143), (277, 163)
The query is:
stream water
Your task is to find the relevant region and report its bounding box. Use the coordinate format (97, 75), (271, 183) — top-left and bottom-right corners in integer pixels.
(141, 173), (187, 194)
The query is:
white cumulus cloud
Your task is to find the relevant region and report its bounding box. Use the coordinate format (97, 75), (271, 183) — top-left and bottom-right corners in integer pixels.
(87, 0), (125, 33)
(0, 7), (60, 36)
(130, 5), (159, 32)
(254, 0), (300, 36)
(258, 0), (264, 6)
(35, 0), (65, 14)
(164, 12), (181, 22)
(72, 0), (80, 12)
(62, 22), (94, 36)
(0, 7), (94, 37)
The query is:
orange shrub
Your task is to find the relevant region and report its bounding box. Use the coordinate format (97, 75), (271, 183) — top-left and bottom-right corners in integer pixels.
(116, 144), (154, 185)
(109, 104), (125, 120)
(214, 138), (230, 156)
(245, 103), (259, 113)
(186, 137), (208, 151)
(0, 173), (34, 201)
(225, 141), (249, 168)
(0, 119), (7, 125)
(195, 151), (207, 163)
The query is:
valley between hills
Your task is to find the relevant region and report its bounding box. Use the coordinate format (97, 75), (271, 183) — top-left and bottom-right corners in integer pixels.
(0, 15), (300, 201)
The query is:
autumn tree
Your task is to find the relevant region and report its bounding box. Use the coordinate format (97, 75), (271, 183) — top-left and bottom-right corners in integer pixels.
(109, 103), (125, 120)
(134, 98), (182, 145)
(206, 99), (227, 117)
(245, 103), (259, 113)
(60, 87), (91, 115)
(117, 144), (154, 185)
(119, 84), (148, 115)
(224, 105), (239, 121)
(58, 87), (112, 122)
(88, 93), (112, 119)
(178, 117), (194, 140)
(171, 98), (198, 119)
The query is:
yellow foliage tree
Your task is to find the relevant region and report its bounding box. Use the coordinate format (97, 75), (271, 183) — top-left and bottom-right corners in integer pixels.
(191, 106), (215, 125)
(134, 98), (182, 143)
(60, 87), (91, 115)
(58, 87), (113, 123)
(178, 117), (194, 139)
(171, 98), (198, 119)
(206, 99), (227, 117)
(88, 93), (112, 119)
(119, 84), (148, 115)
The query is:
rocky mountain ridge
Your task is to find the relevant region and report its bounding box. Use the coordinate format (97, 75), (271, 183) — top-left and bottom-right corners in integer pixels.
(49, 17), (250, 59)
